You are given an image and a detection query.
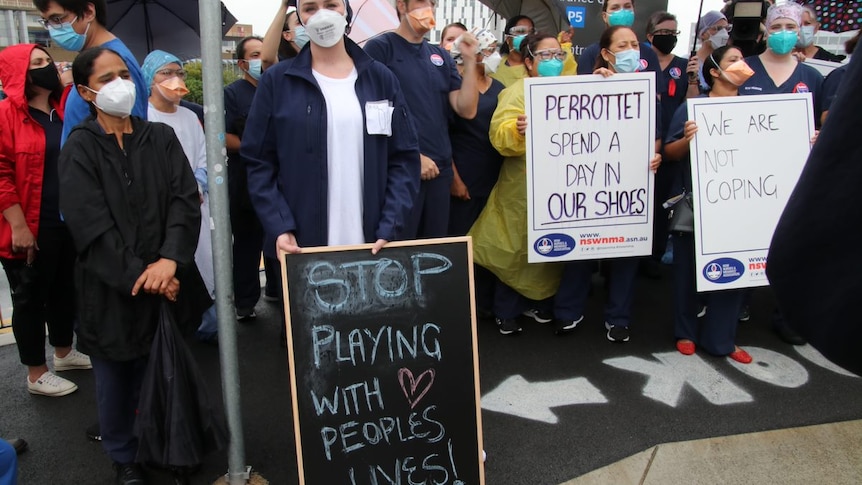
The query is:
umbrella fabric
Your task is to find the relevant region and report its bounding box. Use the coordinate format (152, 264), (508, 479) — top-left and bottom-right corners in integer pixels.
(106, 0), (238, 62)
(347, 0), (399, 45)
(767, 50), (862, 376)
(797, 1), (862, 33)
(134, 301), (228, 467)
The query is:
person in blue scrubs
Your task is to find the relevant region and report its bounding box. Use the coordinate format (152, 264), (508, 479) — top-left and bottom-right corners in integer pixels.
(33, 0), (147, 145)
(738, 3), (823, 345)
(364, 0), (480, 239)
(663, 45), (754, 364)
(646, 11), (693, 264)
(821, 30), (860, 124)
(447, 28), (505, 317)
(553, 26), (662, 342)
(576, 0), (663, 90)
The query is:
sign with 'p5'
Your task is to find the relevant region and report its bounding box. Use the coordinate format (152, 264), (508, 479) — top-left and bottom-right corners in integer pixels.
(687, 93), (814, 291)
(524, 73), (656, 263)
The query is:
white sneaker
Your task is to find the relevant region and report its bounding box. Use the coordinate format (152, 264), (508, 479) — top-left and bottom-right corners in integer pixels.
(54, 350), (92, 371)
(27, 371), (78, 397)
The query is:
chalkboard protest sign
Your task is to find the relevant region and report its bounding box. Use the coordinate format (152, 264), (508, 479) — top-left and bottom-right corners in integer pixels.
(687, 93), (814, 292)
(524, 73), (656, 263)
(280, 237), (485, 485)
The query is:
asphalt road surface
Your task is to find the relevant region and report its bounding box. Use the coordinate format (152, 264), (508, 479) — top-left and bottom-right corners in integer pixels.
(1, 268), (860, 484)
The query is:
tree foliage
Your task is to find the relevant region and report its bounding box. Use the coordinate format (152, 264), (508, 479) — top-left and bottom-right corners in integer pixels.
(183, 61), (241, 105)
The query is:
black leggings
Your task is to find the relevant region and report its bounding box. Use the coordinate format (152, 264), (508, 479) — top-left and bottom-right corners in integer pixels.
(1, 226), (76, 366)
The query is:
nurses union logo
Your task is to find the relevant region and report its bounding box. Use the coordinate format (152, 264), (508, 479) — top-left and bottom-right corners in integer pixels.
(638, 59), (648, 71)
(793, 82), (810, 93)
(430, 53), (445, 66)
(705, 263), (722, 281)
(536, 238), (554, 255)
(669, 67), (682, 79)
(703, 258), (745, 284)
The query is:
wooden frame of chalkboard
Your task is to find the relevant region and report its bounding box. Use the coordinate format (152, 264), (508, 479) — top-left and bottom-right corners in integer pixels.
(280, 236), (485, 485)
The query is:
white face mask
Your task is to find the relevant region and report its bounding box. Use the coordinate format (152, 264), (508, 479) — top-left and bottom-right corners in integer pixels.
(305, 9), (347, 48)
(709, 29), (730, 49)
(482, 51), (502, 73)
(85, 78), (137, 118)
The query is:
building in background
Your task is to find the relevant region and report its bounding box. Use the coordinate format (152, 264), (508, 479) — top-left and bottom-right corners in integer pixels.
(0, 0), (54, 53)
(429, 0), (504, 44)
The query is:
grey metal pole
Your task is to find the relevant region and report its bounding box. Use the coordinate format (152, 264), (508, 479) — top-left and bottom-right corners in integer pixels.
(198, 1), (249, 484)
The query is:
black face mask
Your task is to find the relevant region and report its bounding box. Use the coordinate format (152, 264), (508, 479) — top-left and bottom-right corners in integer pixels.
(651, 34), (678, 55)
(28, 64), (61, 93)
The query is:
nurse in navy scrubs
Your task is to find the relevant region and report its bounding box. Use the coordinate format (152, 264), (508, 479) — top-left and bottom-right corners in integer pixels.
(663, 45), (754, 364)
(738, 3), (823, 345)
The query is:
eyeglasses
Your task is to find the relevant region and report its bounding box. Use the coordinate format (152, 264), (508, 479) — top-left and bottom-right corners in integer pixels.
(708, 24), (733, 34)
(37, 12), (76, 30)
(507, 26), (536, 36)
(155, 68), (187, 80)
(652, 29), (681, 36)
(531, 49), (567, 62)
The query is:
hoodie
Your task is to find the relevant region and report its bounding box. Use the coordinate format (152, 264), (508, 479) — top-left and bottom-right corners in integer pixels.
(0, 44), (66, 259)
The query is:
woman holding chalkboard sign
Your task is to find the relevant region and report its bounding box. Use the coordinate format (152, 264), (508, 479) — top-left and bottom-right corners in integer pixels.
(545, 26), (662, 342)
(663, 45), (753, 364)
(240, 0), (421, 257)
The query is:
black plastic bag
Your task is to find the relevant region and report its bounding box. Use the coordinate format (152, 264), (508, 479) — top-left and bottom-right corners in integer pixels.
(134, 301), (228, 467)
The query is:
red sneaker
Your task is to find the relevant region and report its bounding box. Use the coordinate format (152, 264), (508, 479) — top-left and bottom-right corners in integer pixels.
(676, 340), (696, 355)
(728, 348), (753, 364)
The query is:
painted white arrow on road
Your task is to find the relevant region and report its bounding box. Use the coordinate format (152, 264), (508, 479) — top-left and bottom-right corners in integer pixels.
(481, 375), (608, 424)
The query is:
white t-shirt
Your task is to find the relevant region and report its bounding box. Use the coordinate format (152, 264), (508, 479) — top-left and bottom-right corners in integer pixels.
(312, 68), (365, 246)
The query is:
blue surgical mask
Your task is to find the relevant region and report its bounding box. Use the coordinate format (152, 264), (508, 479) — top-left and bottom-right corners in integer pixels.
(246, 59), (262, 80)
(49, 18), (89, 52)
(611, 48), (641, 73)
(768, 30), (799, 55)
(608, 9), (635, 27)
(797, 25), (815, 48)
(537, 58), (564, 77)
(294, 26), (310, 49)
(512, 34), (526, 53)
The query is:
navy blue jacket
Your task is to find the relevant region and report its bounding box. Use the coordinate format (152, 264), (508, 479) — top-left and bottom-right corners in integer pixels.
(241, 38), (421, 257)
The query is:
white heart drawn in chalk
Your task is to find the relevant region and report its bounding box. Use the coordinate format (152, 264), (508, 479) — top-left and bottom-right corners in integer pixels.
(398, 368), (436, 409)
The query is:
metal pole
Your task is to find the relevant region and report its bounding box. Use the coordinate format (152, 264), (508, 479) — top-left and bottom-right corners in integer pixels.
(198, 1), (249, 484)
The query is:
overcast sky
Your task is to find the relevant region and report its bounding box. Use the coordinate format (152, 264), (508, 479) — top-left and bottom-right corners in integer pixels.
(221, 0), (729, 55)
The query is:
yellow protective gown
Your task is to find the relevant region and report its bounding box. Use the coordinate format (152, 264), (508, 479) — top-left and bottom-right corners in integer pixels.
(491, 48), (577, 88)
(468, 81), (563, 300)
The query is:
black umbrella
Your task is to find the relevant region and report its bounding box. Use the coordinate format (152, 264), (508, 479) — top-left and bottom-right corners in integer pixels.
(135, 301), (229, 468)
(106, 0), (238, 62)
(796, 0), (862, 33)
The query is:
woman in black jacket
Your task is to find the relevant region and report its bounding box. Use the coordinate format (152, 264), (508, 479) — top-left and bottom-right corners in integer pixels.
(59, 46), (201, 485)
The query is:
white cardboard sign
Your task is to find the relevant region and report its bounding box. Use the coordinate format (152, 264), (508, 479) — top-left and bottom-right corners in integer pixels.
(524, 73), (656, 263)
(687, 93), (814, 291)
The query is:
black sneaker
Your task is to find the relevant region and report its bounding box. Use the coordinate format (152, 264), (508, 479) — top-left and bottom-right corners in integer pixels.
(605, 322), (630, 342)
(114, 462), (146, 485)
(738, 305), (750, 322)
(554, 315), (584, 335)
(495, 317), (522, 335)
(236, 307), (257, 322)
(522, 308), (553, 324)
(86, 422), (101, 442)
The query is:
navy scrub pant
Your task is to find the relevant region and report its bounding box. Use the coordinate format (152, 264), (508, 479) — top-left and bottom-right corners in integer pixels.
(405, 170), (453, 239)
(672, 232), (743, 355)
(0, 226), (76, 366)
(91, 355), (148, 465)
(554, 258), (639, 326)
(231, 205), (264, 310)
